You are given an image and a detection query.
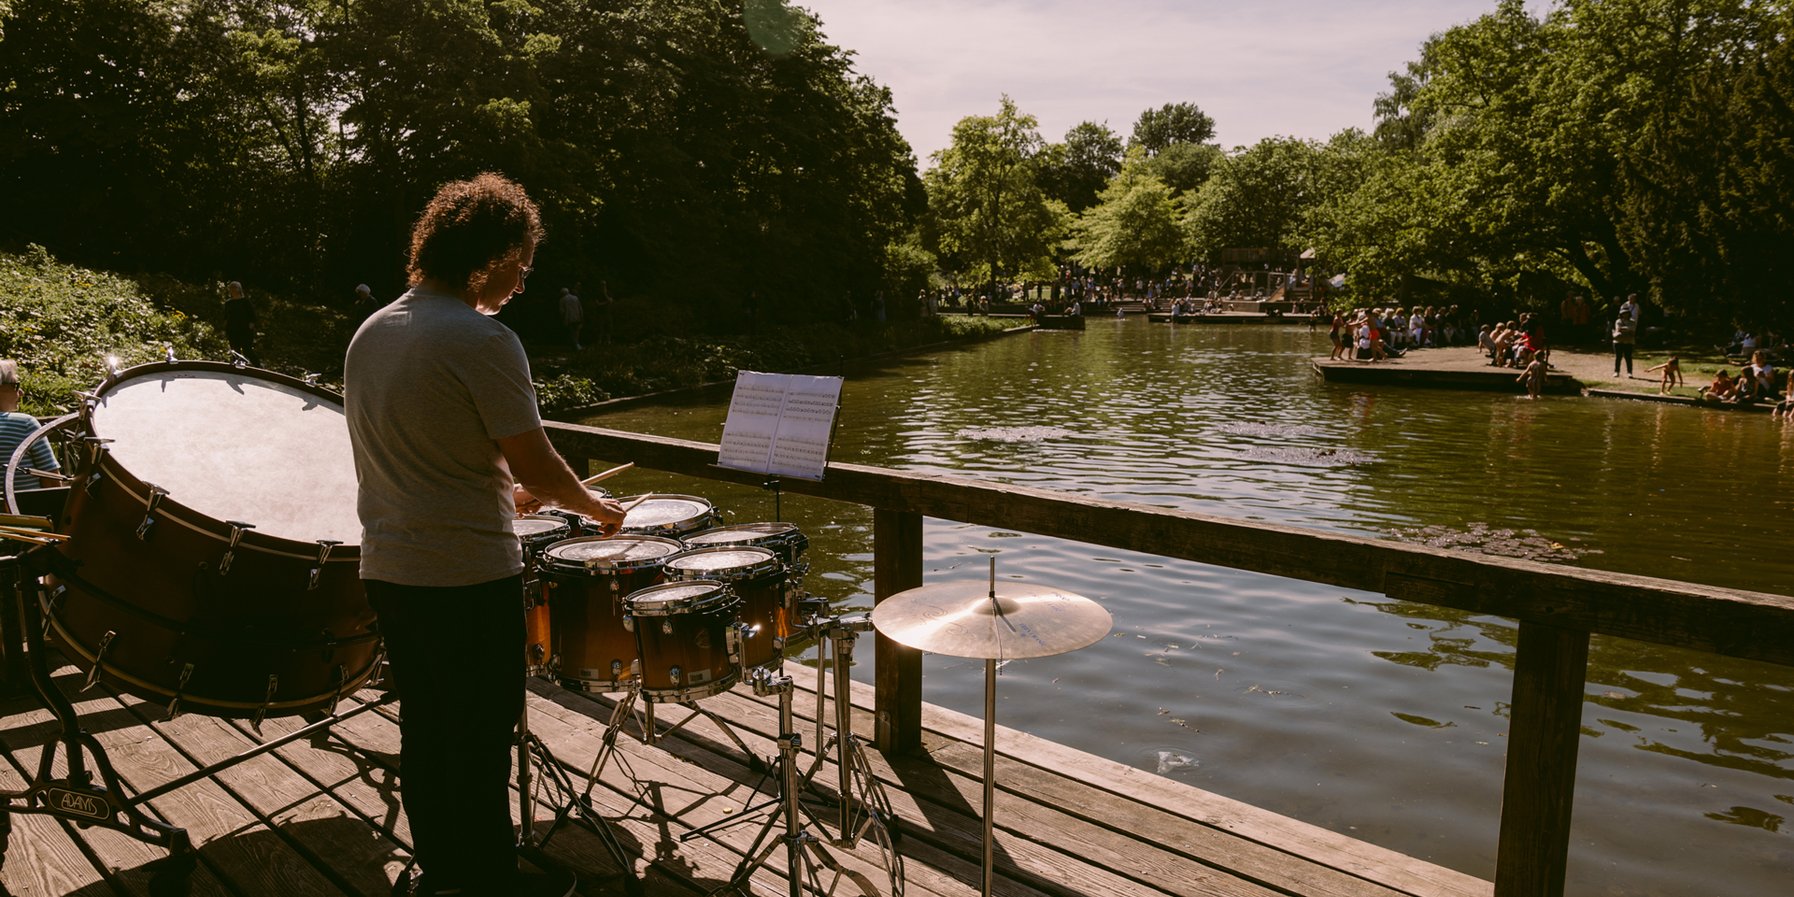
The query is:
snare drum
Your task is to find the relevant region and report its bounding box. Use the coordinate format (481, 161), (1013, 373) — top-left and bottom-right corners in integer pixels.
(625, 580), (742, 703)
(664, 546), (787, 670)
(682, 522), (810, 572)
(514, 515), (571, 676)
(618, 494), (721, 540)
(538, 534), (685, 692)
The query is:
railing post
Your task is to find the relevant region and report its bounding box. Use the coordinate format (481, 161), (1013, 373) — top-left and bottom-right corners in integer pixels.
(873, 508), (923, 756)
(1494, 620), (1590, 897)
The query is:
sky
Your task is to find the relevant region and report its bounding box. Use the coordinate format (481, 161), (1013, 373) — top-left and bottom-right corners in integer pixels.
(793, 0), (1516, 164)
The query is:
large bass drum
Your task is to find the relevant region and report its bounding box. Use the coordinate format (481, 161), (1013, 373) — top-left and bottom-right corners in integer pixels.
(36, 361), (378, 719)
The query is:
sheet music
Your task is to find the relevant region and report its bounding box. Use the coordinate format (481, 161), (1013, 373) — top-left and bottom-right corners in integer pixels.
(718, 372), (842, 480)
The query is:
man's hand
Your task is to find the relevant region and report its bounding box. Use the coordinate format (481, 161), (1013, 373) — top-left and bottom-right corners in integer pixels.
(582, 493), (626, 537)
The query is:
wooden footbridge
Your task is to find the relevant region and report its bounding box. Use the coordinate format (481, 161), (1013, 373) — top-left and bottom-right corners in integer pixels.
(2, 421), (1789, 897)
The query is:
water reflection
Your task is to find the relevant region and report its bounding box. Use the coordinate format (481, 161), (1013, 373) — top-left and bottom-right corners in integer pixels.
(578, 321), (1794, 895)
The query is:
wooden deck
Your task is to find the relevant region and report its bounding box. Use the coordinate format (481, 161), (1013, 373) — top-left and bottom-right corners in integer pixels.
(1310, 355), (1580, 395)
(0, 658), (1491, 897)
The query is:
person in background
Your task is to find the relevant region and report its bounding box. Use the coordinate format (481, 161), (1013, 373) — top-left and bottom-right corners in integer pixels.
(354, 283), (378, 321)
(558, 286), (583, 350)
(223, 281), (261, 366)
(345, 172), (625, 897)
(1612, 313), (1637, 376)
(0, 360), (61, 492)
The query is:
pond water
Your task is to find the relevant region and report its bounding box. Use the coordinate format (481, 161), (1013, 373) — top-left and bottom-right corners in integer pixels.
(577, 317), (1794, 896)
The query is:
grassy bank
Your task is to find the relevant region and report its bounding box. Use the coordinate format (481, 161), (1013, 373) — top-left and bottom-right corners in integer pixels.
(0, 247), (1012, 417)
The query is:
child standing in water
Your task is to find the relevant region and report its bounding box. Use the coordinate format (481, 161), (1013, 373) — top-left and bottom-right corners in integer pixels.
(1516, 354), (1548, 399)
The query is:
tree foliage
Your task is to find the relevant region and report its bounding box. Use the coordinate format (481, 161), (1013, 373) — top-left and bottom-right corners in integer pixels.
(922, 96), (1066, 287)
(0, 0), (922, 327)
(1128, 101), (1216, 156)
(1182, 137), (1321, 262)
(1036, 121), (1123, 213)
(1069, 149), (1183, 273)
(1308, 0), (1794, 325)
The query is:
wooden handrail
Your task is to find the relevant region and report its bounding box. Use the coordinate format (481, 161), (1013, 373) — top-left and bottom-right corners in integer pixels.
(545, 420), (1794, 897)
(546, 421), (1794, 667)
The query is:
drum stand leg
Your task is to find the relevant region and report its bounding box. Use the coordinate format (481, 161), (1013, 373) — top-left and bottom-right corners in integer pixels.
(803, 618), (903, 895)
(643, 696), (763, 771)
(515, 689), (642, 895)
(692, 673), (834, 897)
(0, 552), (195, 893)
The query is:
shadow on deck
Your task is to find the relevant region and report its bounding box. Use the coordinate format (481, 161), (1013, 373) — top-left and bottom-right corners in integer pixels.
(0, 662), (1490, 897)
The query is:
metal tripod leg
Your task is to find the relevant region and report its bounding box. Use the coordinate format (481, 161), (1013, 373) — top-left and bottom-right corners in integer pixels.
(701, 673), (831, 897)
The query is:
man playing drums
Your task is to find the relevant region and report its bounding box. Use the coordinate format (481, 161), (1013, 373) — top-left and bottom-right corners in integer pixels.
(345, 172), (624, 897)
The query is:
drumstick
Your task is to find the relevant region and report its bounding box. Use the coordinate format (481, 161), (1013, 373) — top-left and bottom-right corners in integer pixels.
(580, 462), (633, 487)
(0, 529), (52, 546)
(0, 524), (65, 541)
(622, 492), (656, 512)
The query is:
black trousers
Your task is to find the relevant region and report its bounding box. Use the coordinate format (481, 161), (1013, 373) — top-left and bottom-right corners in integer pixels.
(366, 575), (524, 893)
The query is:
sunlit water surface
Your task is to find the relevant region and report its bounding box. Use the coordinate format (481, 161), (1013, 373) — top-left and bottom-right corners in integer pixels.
(577, 318), (1794, 896)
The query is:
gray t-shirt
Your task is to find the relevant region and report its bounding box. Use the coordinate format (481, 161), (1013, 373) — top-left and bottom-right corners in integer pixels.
(345, 288), (541, 586)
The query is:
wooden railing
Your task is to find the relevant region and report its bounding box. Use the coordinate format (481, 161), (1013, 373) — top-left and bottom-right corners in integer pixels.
(546, 421), (1794, 897)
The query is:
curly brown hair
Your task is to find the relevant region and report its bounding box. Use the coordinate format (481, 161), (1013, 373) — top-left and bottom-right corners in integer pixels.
(406, 172), (545, 296)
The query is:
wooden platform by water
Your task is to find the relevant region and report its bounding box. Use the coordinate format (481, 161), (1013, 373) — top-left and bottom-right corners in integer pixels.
(1311, 355), (1580, 395)
(0, 659), (1490, 897)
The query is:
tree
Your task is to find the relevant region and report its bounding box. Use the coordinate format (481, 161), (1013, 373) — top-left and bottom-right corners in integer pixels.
(923, 96), (1065, 292)
(1181, 138), (1321, 261)
(1036, 121), (1123, 213)
(1070, 149), (1183, 274)
(1128, 102), (1216, 156)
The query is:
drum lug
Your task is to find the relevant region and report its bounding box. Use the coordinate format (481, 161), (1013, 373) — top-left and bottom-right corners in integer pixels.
(84, 471), (105, 499)
(660, 618), (674, 636)
(80, 436), (113, 475)
(164, 663), (194, 722)
(251, 675), (278, 733)
(135, 485), (167, 541)
(309, 540), (341, 591)
(622, 614), (634, 633)
(83, 630), (118, 692)
(668, 665), (683, 686)
(218, 521), (255, 575)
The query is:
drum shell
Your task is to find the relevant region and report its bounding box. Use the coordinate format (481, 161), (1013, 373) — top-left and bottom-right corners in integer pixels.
(626, 581), (741, 703)
(49, 364), (376, 718)
(539, 536), (685, 692)
(664, 547), (787, 670)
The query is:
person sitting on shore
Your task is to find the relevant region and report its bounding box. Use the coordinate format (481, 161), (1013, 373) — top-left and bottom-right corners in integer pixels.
(1477, 324), (1497, 362)
(1734, 369), (1762, 404)
(1775, 372), (1794, 419)
(1645, 356), (1683, 394)
(1749, 351), (1777, 398)
(1700, 370), (1738, 403)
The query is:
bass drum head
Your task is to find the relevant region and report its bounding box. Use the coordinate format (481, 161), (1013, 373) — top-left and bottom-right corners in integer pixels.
(89, 366), (360, 545)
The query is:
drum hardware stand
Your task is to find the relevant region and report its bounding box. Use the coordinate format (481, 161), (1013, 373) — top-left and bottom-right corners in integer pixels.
(678, 619), (903, 897)
(514, 685), (642, 896)
(0, 548), (397, 892)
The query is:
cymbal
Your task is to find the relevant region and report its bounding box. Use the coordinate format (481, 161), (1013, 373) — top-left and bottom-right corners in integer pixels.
(871, 581), (1112, 660)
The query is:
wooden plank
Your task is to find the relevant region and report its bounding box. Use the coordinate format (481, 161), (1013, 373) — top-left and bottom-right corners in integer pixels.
(544, 424), (1794, 668)
(796, 675), (1491, 897)
(111, 693), (407, 897)
(873, 508), (923, 756)
(0, 754), (115, 896)
(0, 668), (236, 897)
(708, 683), (1401, 897)
(1492, 623), (1588, 897)
(517, 684), (926, 897)
(601, 682), (1309, 897)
